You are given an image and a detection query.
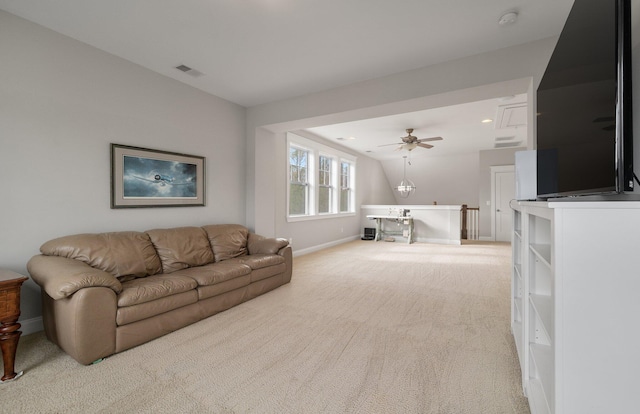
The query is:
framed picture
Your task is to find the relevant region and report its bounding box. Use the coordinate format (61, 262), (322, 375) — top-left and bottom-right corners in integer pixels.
(111, 144), (205, 208)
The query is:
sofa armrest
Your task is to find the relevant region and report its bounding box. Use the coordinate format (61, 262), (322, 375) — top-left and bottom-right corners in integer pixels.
(277, 245), (293, 283)
(27, 255), (122, 300)
(247, 233), (289, 255)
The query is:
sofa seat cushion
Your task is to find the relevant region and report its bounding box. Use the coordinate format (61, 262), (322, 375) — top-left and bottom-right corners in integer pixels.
(197, 275), (250, 300)
(228, 254), (285, 270)
(118, 274), (198, 307)
(249, 263), (287, 283)
(117, 290), (198, 326)
(146, 227), (214, 274)
(174, 262), (251, 287)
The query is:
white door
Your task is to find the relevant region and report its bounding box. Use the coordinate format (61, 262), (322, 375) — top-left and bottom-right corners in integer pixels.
(495, 169), (515, 242)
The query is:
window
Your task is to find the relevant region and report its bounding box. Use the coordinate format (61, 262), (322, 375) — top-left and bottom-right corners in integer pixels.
(318, 155), (333, 214)
(289, 146), (309, 216)
(287, 133), (356, 221)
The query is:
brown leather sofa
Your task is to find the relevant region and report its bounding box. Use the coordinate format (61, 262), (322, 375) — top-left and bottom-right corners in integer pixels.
(27, 224), (292, 365)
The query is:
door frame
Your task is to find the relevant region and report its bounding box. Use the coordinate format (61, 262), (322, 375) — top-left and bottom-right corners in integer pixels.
(490, 165), (515, 241)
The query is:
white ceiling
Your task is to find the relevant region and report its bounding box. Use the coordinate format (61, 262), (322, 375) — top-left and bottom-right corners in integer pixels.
(306, 94), (529, 160)
(0, 0), (575, 159)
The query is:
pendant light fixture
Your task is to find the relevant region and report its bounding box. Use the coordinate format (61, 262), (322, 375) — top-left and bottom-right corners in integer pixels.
(397, 155), (416, 198)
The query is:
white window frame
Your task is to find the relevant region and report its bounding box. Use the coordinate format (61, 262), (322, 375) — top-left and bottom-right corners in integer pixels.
(339, 159), (355, 213)
(288, 144), (313, 217)
(318, 154), (334, 215)
(287, 133), (356, 222)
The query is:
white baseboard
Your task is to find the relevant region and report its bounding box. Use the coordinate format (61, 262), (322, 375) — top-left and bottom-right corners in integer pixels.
(292, 235), (469, 254)
(292, 235), (360, 257)
(479, 236), (494, 241)
(19, 316), (43, 336)
(415, 237), (461, 245)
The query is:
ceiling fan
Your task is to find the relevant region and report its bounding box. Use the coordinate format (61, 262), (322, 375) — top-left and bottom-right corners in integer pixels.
(378, 128), (443, 151)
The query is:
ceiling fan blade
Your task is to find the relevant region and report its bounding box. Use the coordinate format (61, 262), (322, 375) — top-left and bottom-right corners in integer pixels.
(417, 136), (443, 142)
(378, 142), (403, 147)
(417, 143), (434, 149)
(394, 145), (404, 151)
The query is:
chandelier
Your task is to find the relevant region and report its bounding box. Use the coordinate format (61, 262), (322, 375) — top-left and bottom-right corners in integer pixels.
(396, 155), (416, 198)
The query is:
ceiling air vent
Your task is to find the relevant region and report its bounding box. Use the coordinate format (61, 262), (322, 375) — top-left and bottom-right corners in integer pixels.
(494, 141), (522, 149)
(175, 64), (204, 78)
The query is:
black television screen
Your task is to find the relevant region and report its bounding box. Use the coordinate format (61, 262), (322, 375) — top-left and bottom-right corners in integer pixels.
(536, 0), (633, 198)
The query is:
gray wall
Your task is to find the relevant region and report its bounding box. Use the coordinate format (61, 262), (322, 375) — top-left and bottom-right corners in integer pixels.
(380, 152), (480, 206)
(0, 11), (246, 331)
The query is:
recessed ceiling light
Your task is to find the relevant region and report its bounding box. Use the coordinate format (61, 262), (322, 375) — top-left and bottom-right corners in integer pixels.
(482, 119), (493, 123)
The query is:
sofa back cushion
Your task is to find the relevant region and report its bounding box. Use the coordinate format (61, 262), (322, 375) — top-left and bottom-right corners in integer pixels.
(146, 226), (214, 273)
(202, 224), (248, 261)
(40, 231), (162, 279)
(247, 233), (290, 255)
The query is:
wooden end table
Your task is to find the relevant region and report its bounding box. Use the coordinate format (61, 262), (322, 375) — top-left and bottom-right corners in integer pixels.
(0, 270), (28, 382)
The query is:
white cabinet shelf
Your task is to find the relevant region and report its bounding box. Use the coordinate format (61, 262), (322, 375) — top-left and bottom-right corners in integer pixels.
(527, 378), (551, 414)
(514, 263), (522, 283)
(529, 294), (553, 341)
(511, 201), (640, 414)
(529, 344), (554, 414)
(529, 244), (551, 267)
(511, 206), (526, 373)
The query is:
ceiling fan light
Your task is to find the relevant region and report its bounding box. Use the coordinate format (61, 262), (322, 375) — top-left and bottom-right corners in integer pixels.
(397, 179), (416, 198)
(396, 155), (416, 198)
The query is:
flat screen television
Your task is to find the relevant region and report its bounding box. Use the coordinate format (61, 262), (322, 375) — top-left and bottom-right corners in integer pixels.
(536, 0), (634, 199)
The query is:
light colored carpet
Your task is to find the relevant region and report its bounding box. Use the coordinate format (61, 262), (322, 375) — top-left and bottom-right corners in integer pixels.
(3, 240), (529, 413)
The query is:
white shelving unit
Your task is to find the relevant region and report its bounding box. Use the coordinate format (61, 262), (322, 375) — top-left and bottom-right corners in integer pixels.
(511, 201), (640, 414)
(510, 204), (525, 380)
